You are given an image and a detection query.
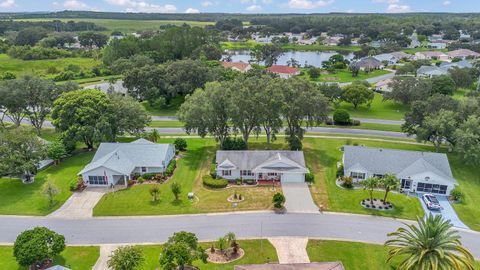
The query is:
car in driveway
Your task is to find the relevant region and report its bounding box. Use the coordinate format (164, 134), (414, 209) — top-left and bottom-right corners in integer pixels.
(422, 194), (442, 211)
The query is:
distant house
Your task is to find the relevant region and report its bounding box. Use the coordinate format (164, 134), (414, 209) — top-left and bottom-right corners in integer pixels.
(297, 38), (317, 45)
(221, 61), (252, 73)
(266, 65), (300, 78)
(375, 78), (393, 93)
(235, 262), (345, 270)
(216, 150), (309, 183)
(357, 57), (383, 70)
(417, 65), (448, 77)
(409, 33), (421, 48)
(46, 266), (72, 270)
(374, 53), (398, 65)
(414, 51), (449, 61)
(322, 37), (341, 46)
(447, 49), (480, 59)
(79, 139), (175, 186)
(84, 80), (128, 96)
(390, 51), (413, 61)
(427, 40), (449, 49)
(428, 34), (444, 42)
(439, 60), (473, 70)
(343, 146), (458, 196)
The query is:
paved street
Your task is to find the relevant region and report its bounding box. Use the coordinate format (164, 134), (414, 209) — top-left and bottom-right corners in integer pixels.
(0, 212), (479, 258)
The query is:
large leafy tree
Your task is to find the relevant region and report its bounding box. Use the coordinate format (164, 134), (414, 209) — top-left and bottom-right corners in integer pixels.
(384, 76), (432, 105)
(78, 32), (109, 48)
(454, 116), (480, 165)
(431, 75), (456, 96)
(109, 94), (151, 136)
(51, 89), (114, 150)
(385, 214), (475, 270)
(159, 231), (207, 270)
(107, 246), (144, 270)
(275, 78), (330, 150)
(341, 84), (374, 109)
(123, 65), (170, 103)
(0, 127), (45, 177)
(416, 109), (459, 152)
(257, 78), (283, 147)
(13, 227), (65, 267)
(0, 78), (28, 126)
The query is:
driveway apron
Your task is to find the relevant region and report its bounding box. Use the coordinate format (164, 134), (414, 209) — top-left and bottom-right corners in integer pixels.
(417, 194), (469, 229)
(282, 183), (319, 213)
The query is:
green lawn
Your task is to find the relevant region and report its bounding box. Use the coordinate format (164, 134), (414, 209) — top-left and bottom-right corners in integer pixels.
(304, 138), (425, 220)
(15, 18), (214, 32)
(401, 47), (448, 54)
(302, 69), (391, 83)
(141, 96), (185, 116)
(220, 41), (361, 52)
(93, 138), (280, 216)
(0, 152), (94, 215)
(140, 240), (278, 270)
(337, 92), (408, 120)
(0, 246), (99, 270)
(0, 54), (100, 78)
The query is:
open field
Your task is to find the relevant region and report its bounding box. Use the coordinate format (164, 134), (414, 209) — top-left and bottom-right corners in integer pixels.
(140, 239), (278, 270)
(301, 68), (391, 83)
(0, 246), (99, 270)
(15, 18), (214, 32)
(0, 54), (100, 78)
(0, 152), (94, 215)
(338, 92), (408, 120)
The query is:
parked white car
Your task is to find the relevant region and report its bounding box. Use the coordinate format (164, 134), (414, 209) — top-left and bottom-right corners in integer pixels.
(422, 194), (442, 211)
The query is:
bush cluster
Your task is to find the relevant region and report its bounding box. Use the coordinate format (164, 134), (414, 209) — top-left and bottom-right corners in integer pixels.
(7, 45), (73, 60)
(202, 175), (228, 189)
(221, 137), (247, 150)
(165, 159), (176, 177)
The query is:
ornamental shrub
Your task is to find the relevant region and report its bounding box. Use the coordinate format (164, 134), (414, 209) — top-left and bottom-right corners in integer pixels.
(174, 138), (187, 151)
(202, 175), (228, 189)
(333, 109), (351, 125)
(165, 159), (176, 177)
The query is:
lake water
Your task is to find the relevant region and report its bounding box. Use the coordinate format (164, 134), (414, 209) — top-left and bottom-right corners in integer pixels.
(223, 50), (355, 68)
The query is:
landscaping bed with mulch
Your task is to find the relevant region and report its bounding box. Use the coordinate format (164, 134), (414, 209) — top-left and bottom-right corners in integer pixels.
(227, 193), (245, 203)
(360, 199), (394, 211)
(206, 248), (245, 263)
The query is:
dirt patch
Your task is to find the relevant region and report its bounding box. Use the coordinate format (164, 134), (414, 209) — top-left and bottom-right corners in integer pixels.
(206, 248), (245, 264)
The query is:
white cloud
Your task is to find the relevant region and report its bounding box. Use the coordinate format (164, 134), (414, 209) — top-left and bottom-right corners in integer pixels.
(443, 0), (451, 6)
(0, 0), (16, 8)
(287, 0), (333, 9)
(246, 4), (262, 11)
(386, 3), (411, 12)
(63, 0), (90, 10)
(105, 0), (177, 13)
(185, 7), (200, 13)
(201, 1), (213, 6)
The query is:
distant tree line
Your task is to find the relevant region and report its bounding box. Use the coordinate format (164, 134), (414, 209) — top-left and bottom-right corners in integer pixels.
(0, 20), (105, 35)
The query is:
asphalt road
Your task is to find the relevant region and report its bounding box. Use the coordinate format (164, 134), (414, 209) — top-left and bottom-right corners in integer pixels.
(1, 212), (479, 258)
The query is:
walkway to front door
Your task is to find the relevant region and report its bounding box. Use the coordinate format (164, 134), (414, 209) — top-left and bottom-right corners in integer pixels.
(282, 183), (319, 213)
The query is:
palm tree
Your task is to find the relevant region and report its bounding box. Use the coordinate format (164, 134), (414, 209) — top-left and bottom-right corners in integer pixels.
(385, 214), (475, 270)
(380, 174), (399, 204)
(148, 129), (160, 143)
(361, 177), (379, 204)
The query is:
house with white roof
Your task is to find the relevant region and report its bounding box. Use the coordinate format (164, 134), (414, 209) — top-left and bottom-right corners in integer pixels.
(343, 146), (458, 196)
(216, 150), (309, 183)
(78, 139), (175, 186)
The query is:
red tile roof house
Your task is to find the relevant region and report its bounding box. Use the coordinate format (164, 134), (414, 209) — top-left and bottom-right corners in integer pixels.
(266, 65), (301, 78)
(221, 61), (252, 73)
(447, 49), (480, 59)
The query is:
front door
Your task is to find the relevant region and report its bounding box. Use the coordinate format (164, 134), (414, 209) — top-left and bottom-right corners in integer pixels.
(401, 179), (412, 190)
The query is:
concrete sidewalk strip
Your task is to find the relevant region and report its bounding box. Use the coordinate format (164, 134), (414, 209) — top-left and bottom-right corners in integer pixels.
(48, 187), (108, 218)
(268, 237), (310, 264)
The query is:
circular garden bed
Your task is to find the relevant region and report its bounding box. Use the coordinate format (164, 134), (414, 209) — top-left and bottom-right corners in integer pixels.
(206, 248), (245, 263)
(360, 198), (394, 211)
(227, 193), (245, 203)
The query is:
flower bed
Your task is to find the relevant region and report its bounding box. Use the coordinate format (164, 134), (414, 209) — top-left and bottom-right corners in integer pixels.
(360, 198), (394, 211)
(206, 248), (245, 264)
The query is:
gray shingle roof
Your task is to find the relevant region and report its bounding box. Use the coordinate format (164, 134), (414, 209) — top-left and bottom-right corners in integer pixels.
(357, 57), (383, 68)
(343, 146), (457, 184)
(79, 139), (174, 175)
(417, 65), (448, 76)
(216, 151), (307, 172)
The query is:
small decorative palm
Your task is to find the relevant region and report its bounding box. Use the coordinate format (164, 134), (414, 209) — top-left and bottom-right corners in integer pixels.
(360, 177), (379, 204)
(385, 214), (475, 270)
(380, 174), (399, 204)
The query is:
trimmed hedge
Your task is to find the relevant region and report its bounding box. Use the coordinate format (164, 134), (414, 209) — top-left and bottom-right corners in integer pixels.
(165, 159), (176, 177)
(202, 175), (228, 189)
(142, 173), (157, 180)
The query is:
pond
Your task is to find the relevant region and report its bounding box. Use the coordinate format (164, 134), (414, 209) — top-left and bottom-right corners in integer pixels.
(222, 50), (355, 68)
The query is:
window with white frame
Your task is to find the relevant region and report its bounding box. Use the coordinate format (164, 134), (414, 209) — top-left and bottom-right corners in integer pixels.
(141, 167), (147, 173)
(241, 170), (253, 176)
(222, 170), (232, 176)
(350, 172), (366, 180)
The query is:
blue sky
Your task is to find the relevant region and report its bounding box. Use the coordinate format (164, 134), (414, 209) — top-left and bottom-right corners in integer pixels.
(0, 0), (479, 14)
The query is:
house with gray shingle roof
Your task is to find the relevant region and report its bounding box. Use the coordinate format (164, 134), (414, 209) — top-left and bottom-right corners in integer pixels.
(416, 65), (448, 77)
(357, 57), (384, 70)
(216, 150), (309, 183)
(79, 139), (175, 186)
(343, 146), (457, 196)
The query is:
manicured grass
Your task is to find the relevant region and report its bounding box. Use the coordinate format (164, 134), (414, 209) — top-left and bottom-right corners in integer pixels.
(220, 41), (361, 52)
(0, 152), (94, 215)
(0, 54), (100, 78)
(453, 88), (470, 100)
(337, 92), (409, 120)
(93, 138), (281, 216)
(141, 96), (185, 116)
(0, 246), (99, 270)
(140, 240), (278, 270)
(304, 137), (425, 220)
(15, 18), (214, 32)
(149, 120), (184, 128)
(302, 69), (391, 83)
(38, 128), (61, 142)
(401, 47), (448, 54)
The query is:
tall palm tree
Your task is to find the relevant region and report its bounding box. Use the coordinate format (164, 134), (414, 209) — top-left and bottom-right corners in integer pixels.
(385, 214), (475, 270)
(361, 177), (379, 204)
(380, 174), (399, 204)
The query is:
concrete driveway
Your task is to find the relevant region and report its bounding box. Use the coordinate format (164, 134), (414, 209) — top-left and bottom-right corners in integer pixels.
(48, 187), (108, 219)
(418, 194), (469, 229)
(282, 183), (319, 213)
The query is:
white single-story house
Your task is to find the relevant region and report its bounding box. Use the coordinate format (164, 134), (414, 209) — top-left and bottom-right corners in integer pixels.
(216, 150), (309, 183)
(343, 146), (458, 196)
(78, 139), (175, 186)
(414, 51), (449, 61)
(374, 53), (398, 65)
(84, 80), (128, 96)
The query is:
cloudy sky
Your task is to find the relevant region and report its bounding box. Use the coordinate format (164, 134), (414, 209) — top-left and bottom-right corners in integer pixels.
(0, 0), (478, 14)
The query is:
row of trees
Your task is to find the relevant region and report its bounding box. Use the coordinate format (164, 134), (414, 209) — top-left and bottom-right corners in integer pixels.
(178, 76), (330, 150)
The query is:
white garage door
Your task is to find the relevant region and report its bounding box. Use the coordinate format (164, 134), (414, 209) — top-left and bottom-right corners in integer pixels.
(281, 173), (304, 183)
